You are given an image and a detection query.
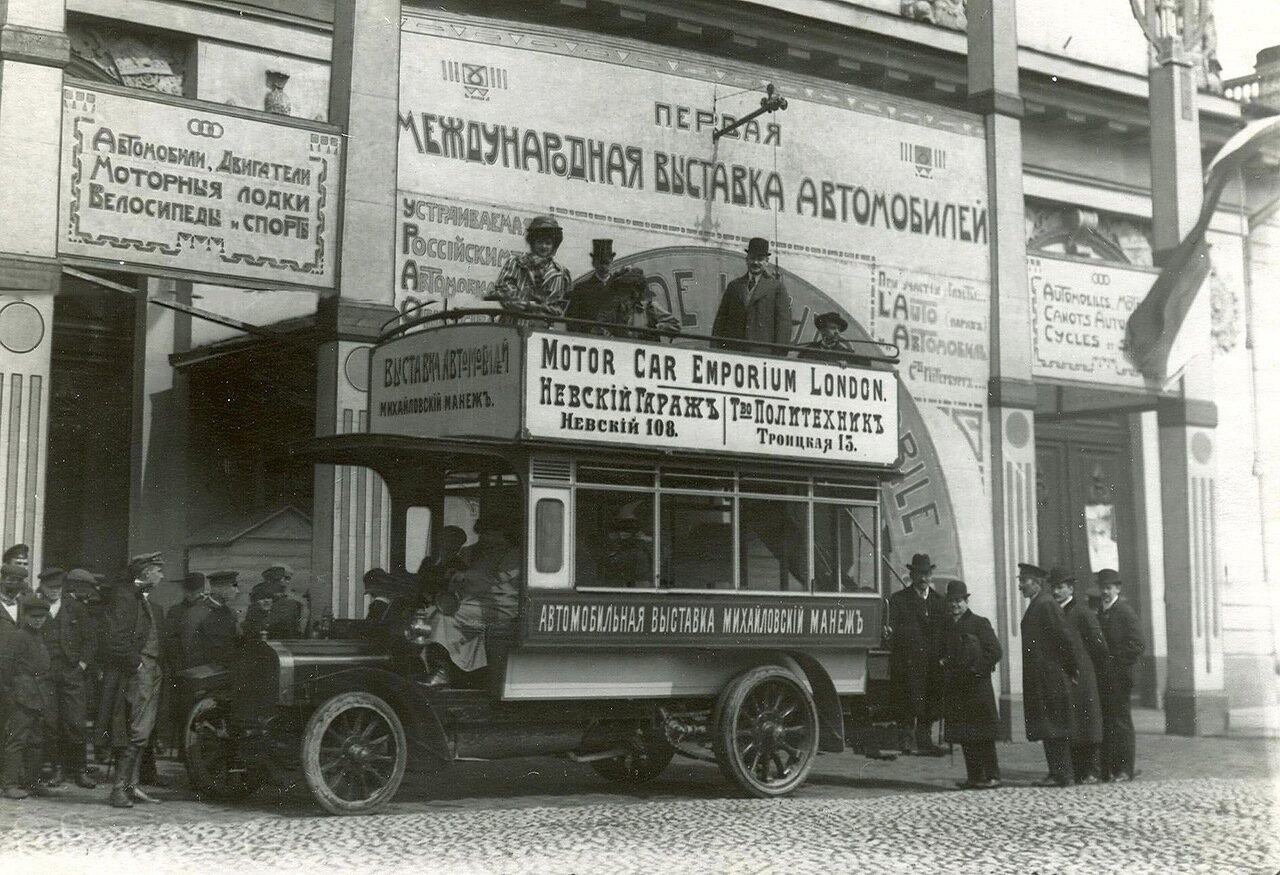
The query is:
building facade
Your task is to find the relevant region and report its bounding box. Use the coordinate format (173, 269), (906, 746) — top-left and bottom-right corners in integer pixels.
(0, 0), (1275, 734)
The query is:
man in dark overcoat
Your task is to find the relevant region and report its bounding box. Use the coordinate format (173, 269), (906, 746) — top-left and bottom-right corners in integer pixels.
(1095, 568), (1145, 781)
(36, 569), (97, 789)
(2, 595), (54, 798)
(1017, 561), (1078, 787)
(1049, 568), (1108, 783)
(940, 580), (1002, 788)
(563, 239), (618, 324)
(0, 564), (28, 785)
(887, 553), (947, 756)
(711, 237), (793, 352)
(188, 571), (240, 668)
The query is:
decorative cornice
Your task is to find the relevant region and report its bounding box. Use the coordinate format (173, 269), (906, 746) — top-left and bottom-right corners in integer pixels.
(1157, 397), (1218, 429)
(969, 88), (1025, 119)
(0, 254), (61, 292)
(988, 376), (1039, 410)
(0, 25), (71, 69)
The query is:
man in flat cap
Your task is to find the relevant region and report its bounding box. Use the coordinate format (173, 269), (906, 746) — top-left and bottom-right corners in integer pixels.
(1050, 568), (1108, 783)
(188, 571), (239, 668)
(98, 552), (165, 807)
(1, 595), (53, 798)
(887, 553), (947, 756)
(563, 238), (618, 325)
(1017, 561), (1079, 787)
(36, 568), (96, 789)
(2, 544), (30, 570)
(940, 580), (1003, 789)
(1096, 568), (1145, 781)
(712, 237), (793, 352)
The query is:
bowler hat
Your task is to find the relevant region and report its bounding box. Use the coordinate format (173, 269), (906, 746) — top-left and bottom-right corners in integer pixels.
(745, 237), (771, 257)
(814, 311), (848, 332)
(38, 567), (67, 583)
(1047, 567), (1077, 587)
(1095, 568), (1123, 588)
(591, 239), (615, 259)
(180, 572), (207, 593)
(263, 564), (293, 583)
(906, 553), (935, 573)
(128, 551), (163, 577)
(1, 563), (29, 580)
(19, 594), (48, 614)
(1017, 562), (1048, 579)
(945, 579), (970, 600)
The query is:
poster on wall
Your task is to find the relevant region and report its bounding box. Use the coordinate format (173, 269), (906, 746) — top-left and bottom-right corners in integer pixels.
(396, 11), (993, 581)
(59, 83), (340, 288)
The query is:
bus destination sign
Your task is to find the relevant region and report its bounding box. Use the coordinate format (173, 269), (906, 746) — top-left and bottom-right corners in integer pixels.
(523, 331), (899, 466)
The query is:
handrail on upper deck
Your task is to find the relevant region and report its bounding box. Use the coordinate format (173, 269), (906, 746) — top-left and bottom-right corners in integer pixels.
(378, 305), (900, 366)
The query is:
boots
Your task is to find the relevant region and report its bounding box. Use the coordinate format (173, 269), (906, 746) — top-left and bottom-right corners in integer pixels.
(108, 746), (137, 808)
(127, 747), (161, 804)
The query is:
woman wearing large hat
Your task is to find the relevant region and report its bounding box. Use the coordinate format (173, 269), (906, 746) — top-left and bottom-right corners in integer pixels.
(491, 214), (572, 316)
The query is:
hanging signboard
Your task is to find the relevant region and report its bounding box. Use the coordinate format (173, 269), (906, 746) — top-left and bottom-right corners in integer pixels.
(59, 83), (340, 289)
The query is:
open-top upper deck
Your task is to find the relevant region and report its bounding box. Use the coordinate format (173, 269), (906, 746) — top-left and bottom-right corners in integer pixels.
(369, 313), (901, 470)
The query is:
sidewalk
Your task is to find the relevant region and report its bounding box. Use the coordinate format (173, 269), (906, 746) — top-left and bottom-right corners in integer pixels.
(1133, 703), (1280, 739)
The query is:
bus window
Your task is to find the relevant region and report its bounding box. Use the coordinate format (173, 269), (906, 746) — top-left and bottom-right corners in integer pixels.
(534, 498), (564, 573)
(576, 489), (654, 588)
(813, 503), (878, 592)
(405, 506), (432, 573)
(660, 493), (733, 590)
(739, 498), (809, 591)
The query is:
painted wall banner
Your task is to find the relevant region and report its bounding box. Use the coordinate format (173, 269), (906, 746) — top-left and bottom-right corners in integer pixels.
(59, 83), (340, 288)
(1028, 255), (1158, 389)
(369, 323), (521, 439)
(524, 330), (899, 466)
(523, 591), (884, 648)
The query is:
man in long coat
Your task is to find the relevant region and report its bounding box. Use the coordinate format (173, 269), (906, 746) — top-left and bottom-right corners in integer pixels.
(887, 553), (947, 756)
(711, 237), (792, 352)
(563, 238), (617, 324)
(1017, 561), (1078, 787)
(36, 569), (97, 789)
(940, 580), (1002, 788)
(1095, 568), (1145, 781)
(1050, 568), (1108, 783)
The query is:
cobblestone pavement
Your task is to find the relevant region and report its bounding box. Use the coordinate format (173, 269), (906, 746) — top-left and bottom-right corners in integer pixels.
(0, 727), (1276, 875)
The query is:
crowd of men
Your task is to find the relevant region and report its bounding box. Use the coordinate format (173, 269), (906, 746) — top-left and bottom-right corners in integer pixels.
(886, 553), (1146, 789)
(0, 545), (307, 807)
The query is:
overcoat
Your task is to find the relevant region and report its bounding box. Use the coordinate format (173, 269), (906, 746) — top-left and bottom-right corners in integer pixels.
(1062, 598), (1108, 744)
(0, 627), (53, 712)
(887, 585), (946, 721)
(1021, 590), (1079, 740)
(941, 608), (1002, 744)
(563, 273), (615, 323)
(711, 272), (792, 349)
(1097, 598), (1145, 687)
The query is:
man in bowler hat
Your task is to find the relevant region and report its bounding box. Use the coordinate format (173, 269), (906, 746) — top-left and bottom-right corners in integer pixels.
(1017, 561), (1079, 787)
(887, 553), (947, 756)
(940, 580), (1003, 788)
(1096, 568), (1145, 781)
(712, 237), (793, 351)
(564, 239), (618, 324)
(800, 311), (859, 360)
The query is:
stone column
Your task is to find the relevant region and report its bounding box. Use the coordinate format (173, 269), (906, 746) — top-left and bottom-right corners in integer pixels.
(968, 0), (1037, 739)
(313, 0), (401, 618)
(0, 0), (68, 573)
(1148, 37), (1227, 735)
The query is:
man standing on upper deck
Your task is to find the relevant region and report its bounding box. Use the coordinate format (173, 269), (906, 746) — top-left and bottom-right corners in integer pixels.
(563, 238), (617, 325)
(712, 237), (792, 352)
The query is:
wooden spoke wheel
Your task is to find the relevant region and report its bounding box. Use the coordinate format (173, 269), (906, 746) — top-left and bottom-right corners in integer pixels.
(183, 696), (262, 801)
(714, 665), (820, 798)
(301, 691), (408, 816)
(588, 723), (676, 786)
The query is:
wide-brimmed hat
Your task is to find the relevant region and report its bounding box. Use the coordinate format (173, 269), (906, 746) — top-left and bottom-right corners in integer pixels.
(945, 579), (970, 600)
(745, 237), (771, 257)
(1095, 568), (1123, 588)
(591, 239), (615, 259)
(906, 553), (935, 573)
(814, 311), (848, 332)
(1017, 562), (1048, 579)
(610, 267), (650, 295)
(1047, 567), (1077, 587)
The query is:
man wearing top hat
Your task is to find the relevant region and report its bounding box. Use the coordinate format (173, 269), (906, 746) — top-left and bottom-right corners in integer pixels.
(564, 238), (618, 325)
(712, 237), (793, 352)
(1095, 568), (1145, 781)
(940, 579), (1003, 788)
(35, 568), (96, 789)
(886, 553), (947, 756)
(1, 594), (54, 798)
(1049, 568), (1108, 783)
(1017, 561), (1079, 787)
(98, 551), (166, 807)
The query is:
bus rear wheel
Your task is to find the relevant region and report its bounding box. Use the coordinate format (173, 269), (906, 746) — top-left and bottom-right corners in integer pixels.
(301, 691), (407, 816)
(714, 665), (820, 798)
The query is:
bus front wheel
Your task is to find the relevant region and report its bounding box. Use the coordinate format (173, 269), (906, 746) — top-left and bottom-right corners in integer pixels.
(714, 665), (820, 798)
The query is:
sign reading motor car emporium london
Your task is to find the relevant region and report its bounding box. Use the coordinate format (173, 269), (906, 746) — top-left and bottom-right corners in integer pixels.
(59, 83), (341, 288)
(524, 330), (899, 466)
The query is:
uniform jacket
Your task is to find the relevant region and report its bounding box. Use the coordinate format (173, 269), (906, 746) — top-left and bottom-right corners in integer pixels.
(190, 598), (238, 668)
(0, 627), (52, 712)
(1062, 597), (1107, 744)
(97, 584), (161, 673)
(712, 272), (792, 349)
(887, 585), (946, 720)
(1098, 597), (1145, 685)
(941, 608), (1002, 744)
(1021, 590), (1079, 741)
(39, 597), (95, 666)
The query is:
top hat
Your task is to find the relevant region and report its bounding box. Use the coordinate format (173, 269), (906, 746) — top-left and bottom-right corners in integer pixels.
(128, 551), (163, 578)
(1095, 568), (1123, 588)
(906, 553), (935, 573)
(745, 237), (771, 258)
(263, 564), (293, 583)
(1, 563), (29, 581)
(18, 594), (48, 615)
(180, 572), (207, 593)
(814, 311), (849, 333)
(945, 579), (970, 600)
(1017, 562), (1048, 579)
(38, 567), (67, 583)
(1047, 567), (1077, 587)
(590, 239), (615, 259)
